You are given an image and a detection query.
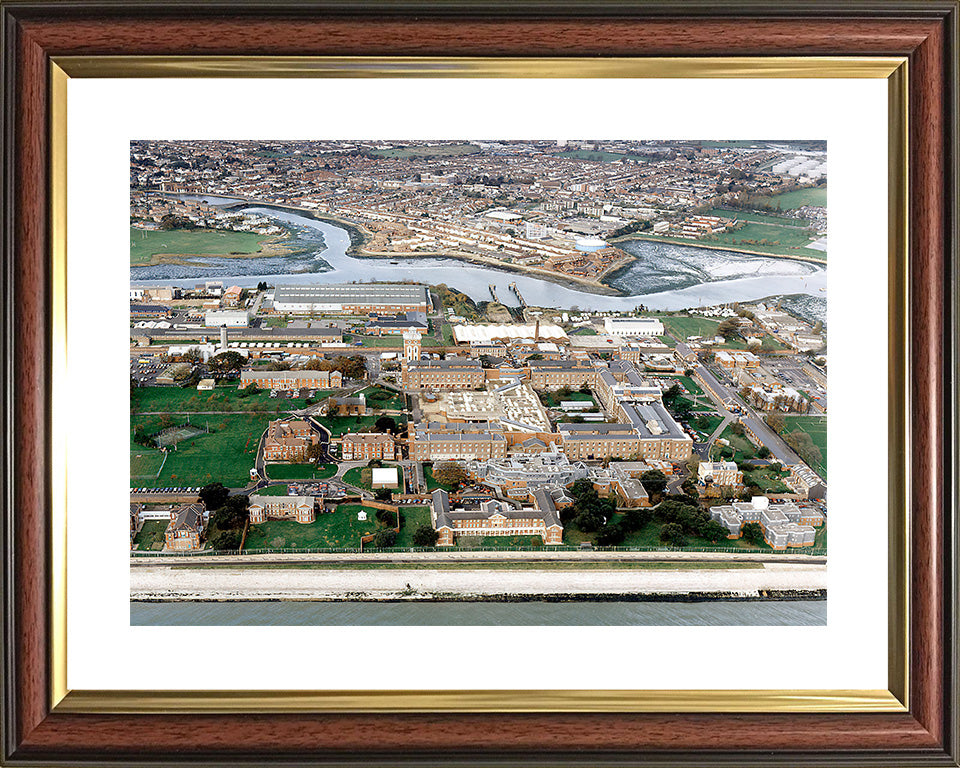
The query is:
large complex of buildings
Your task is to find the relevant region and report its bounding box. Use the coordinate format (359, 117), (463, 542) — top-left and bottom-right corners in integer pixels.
(401, 358), (484, 389)
(709, 496), (824, 549)
(263, 419), (319, 462)
(340, 432), (397, 461)
(240, 368), (343, 390)
(430, 488), (563, 546)
(272, 284), (430, 314)
(409, 422), (508, 461)
(248, 494), (317, 524)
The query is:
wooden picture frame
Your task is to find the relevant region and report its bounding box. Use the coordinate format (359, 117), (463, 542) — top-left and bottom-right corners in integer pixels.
(2, 2), (957, 765)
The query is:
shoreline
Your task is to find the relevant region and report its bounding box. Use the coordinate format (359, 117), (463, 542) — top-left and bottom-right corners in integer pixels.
(612, 233), (828, 266)
(130, 562), (827, 603)
(132, 588), (827, 604)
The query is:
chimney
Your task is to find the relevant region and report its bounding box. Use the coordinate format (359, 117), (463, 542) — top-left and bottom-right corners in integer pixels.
(534, 319), (540, 341)
(219, 325), (228, 353)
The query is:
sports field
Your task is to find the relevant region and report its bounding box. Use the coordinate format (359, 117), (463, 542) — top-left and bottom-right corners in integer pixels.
(782, 415), (828, 478)
(752, 187), (827, 210)
(704, 208), (815, 228)
(266, 463), (337, 480)
(131, 451), (166, 480)
(130, 412), (272, 487)
(658, 316), (719, 340)
(130, 227), (272, 265)
(368, 143), (479, 159)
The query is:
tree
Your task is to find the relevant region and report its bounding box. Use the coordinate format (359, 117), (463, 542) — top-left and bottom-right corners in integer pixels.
(640, 469), (668, 496)
(208, 529), (242, 550)
(374, 488), (393, 502)
(208, 351), (244, 372)
(374, 416), (397, 434)
(662, 383), (682, 408)
(412, 525), (439, 547)
(575, 511), (605, 532)
(659, 523), (687, 547)
(717, 318), (740, 340)
(305, 442), (325, 463)
(620, 507), (652, 532)
(756, 446), (771, 459)
(701, 520), (731, 543)
(596, 523), (625, 546)
(432, 462), (470, 489)
(372, 528), (397, 548)
(765, 412), (786, 433)
(375, 507), (397, 525)
(199, 482), (229, 511)
(741, 522), (765, 546)
(212, 494), (249, 530)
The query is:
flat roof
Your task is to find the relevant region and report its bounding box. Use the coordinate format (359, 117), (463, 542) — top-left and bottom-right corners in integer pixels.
(274, 283), (429, 305)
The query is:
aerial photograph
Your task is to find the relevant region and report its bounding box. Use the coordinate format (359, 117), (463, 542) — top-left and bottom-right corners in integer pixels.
(128, 139), (828, 627)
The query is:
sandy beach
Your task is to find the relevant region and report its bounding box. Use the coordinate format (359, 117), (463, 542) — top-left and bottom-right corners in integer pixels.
(130, 562), (826, 602)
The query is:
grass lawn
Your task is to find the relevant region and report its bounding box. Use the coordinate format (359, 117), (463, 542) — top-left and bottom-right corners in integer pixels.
(714, 425), (759, 462)
(132, 384), (332, 414)
(657, 374), (704, 397)
(316, 413), (387, 437)
(132, 520), (168, 551)
(751, 186), (827, 210)
(258, 484), (289, 496)
(742, 467), (791, 493)
(570, 326), (598, 336)
(131, 226), (273, 265)
(688, 411), (725, 440)
(369, 143), (480, 159)
(555, 149), (650, 163)
(131, 450), (166, 480)
(539, 390), (594, 408)
(265, 463), (337, 480)
(394, 506), (433, 547)
(658, 315), (720, 341)
(704, 208), (815, 228)
(441, 323), (455, 344)
(423, 464), (453, 491)
(466, 535), (546, 548)
(130, 412), (271, 487)
(358, 385), (404, 411)
(242, 504), (382, 550)
(342, 464), (401, 492)
(782, 415), (828, 478)
(353, 336), (403, 348)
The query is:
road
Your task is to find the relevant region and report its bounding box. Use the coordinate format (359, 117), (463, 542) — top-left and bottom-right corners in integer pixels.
(694, 365), (800, 465)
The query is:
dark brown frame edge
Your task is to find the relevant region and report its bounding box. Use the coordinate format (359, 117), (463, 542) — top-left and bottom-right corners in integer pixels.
(1, 2), (957, 766)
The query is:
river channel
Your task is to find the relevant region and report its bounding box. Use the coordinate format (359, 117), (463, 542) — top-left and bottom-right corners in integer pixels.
(130, 196), (827, 314)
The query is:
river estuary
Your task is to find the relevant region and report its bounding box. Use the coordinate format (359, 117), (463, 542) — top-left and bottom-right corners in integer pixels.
(131, 598), (826, 626)
(131, 197), (827, 316)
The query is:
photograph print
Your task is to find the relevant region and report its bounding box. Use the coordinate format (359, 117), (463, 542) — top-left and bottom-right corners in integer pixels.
(128, 139), (828, 627)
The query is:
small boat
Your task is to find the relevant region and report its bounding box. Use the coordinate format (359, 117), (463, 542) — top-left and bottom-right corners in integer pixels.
(390, 261), (399, 265)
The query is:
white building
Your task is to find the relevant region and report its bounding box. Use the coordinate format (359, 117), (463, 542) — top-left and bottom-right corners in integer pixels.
(204, 310), (250, 327)
(604, 318), (665, 337)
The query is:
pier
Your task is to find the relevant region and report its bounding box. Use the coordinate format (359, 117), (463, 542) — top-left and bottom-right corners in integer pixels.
(509, 282), (527, 307)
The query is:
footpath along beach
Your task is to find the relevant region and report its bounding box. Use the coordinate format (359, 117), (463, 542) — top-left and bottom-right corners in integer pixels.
(130, 561), (826, 602)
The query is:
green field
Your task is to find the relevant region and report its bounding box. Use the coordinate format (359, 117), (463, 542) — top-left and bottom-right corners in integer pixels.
(130, 413), (271, 487)
(659, 316), (720, 340)
(265, 463), (337, 480)
(131, 450), (166, 479)
(357, 385), (404, 411)
(635, 227), (824, 260)
(342, 464), (401, 492)
(752, 186), (827, 210)
(713, 425), (759, 463)
(704, 208), (815, 228)
(688, 411), (725, 440)
(132, 520), (168, 551)
(555, 149), (650, 163)
(320, 413), (403, 437)
(423, 464), (454, 491)
(243, 504), (380, 549)
(394, 506), (432, 547)
(657, 374), (704, 397)
(131, 384), (333, 414)
(538, 390), (594, 408)
(130, 227), (273, 265)
(368, 143), (480, 159)
(782, 415), (828, 478)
